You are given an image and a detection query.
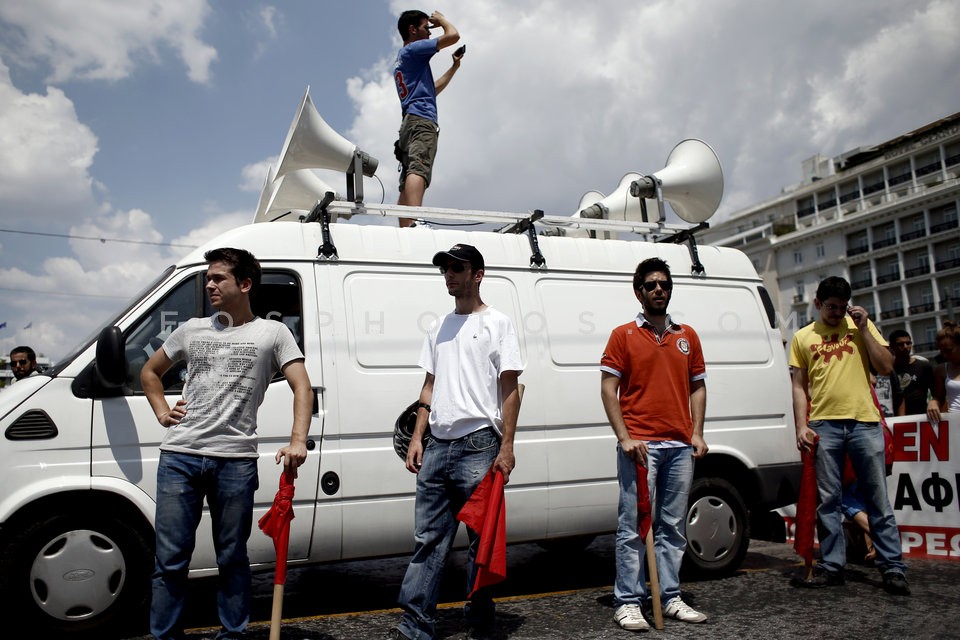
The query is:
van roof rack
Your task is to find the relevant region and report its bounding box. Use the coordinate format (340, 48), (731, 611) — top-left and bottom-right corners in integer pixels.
(298, 196), (709, 271)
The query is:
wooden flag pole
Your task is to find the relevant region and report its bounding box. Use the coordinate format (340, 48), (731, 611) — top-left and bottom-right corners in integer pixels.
(645, 528), (664, 630)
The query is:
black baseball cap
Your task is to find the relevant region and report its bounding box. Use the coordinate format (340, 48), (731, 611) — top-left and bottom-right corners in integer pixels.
(432, 244), (484, 271)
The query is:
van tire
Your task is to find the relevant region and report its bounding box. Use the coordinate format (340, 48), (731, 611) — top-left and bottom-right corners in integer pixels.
(683, 477), (749, 577)
(0, 508), (152, 637)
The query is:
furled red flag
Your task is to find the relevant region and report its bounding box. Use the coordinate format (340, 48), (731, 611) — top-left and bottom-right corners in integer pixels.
(636, 462), (652, 540)
(258, 469), (296, 585)
(457, 468), (507, 597)
(793, 441), (818, 568)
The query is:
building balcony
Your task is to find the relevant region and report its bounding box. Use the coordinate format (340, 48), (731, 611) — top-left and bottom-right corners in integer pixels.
(942, 297), (960, 310)
(904, 264), (931, 278)
(931, 219), (959, 234)
(792, 294), (805, 304)
(900, 229), (926, 242)
(907, 302), (936, 314)
(846, 245), (870, 257)
(872, 237), (898, 250)
(915, 341), (938, 353)
(875, 270), (901, 284)
(935, 257), (960, 271)
(851, 277), (873, 290)
(880, 308), (905, 319)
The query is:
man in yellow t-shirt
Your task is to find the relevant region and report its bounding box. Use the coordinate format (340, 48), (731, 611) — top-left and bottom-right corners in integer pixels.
(789, 276), (909, 596)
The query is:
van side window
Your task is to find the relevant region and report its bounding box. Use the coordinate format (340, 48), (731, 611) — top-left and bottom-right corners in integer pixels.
(204, 272), (305, 355)
(124, 274), (203, 393)
(124, 271), (303, 393)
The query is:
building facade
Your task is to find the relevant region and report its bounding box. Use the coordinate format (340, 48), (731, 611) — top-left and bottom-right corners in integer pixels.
(701, 113), (960, 356)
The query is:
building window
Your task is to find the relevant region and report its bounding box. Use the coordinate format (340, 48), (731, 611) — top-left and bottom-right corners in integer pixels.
(888, 160), (912, 187)
(797, 196), (815, 218)
(946, 141), (960, 167)
(815, 242), (825, 258)
(794, 250), (803, 265)
(816, 188), (837, 210)
(862, 171), (884, 195)
(839, 180), (860, 204)
(915, 150), (942, 177)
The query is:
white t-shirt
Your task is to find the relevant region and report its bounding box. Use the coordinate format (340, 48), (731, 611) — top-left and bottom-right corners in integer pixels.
(419, 306), (523, 440)
(160, 316), (304, 457)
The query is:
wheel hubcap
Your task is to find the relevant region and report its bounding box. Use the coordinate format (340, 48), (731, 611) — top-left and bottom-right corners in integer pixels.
(686, 495), (739, 564)
(30, 529), (126, 621)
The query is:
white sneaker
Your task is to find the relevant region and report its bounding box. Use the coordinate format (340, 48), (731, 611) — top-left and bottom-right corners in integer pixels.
(614, 603), (650, 631)
(664, 597), (707, 623)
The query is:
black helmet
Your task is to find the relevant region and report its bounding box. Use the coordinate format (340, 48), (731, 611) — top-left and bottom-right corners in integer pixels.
(393, 400), (432, 460)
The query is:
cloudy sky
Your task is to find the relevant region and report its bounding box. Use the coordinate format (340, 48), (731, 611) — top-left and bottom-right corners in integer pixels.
(1, 0), (958, 361)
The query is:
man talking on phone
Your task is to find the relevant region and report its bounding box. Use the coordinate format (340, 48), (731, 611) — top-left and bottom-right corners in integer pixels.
(789, 276), (910, 595)
(393, 9), (465, 225)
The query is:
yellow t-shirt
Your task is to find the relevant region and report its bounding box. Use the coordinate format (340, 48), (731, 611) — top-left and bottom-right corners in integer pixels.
(789, 317), (884, 422)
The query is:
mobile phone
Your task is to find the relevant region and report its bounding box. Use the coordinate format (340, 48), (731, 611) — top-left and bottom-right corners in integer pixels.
(454, 44), (466, 57)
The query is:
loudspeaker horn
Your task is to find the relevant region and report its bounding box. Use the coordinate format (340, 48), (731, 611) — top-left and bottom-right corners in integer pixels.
(646, 139), (723, 223)
(275, 86), (378, 180)
(254, 168), (343, 224)
(577, 173), (661, 223)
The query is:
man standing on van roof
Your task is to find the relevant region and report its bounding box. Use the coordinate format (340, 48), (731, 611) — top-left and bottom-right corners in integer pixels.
(141, 247), (314, 640)
(600, 258), (709, 631)
(394, 9), (463, 227)
(389, 244), (522, 640)
(790, 276), (909, 595)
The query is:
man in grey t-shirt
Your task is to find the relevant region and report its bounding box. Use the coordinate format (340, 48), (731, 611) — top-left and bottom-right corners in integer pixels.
(141, 247), (313, 640)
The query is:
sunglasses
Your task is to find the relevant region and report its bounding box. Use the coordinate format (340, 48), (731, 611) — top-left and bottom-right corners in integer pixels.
(12, 359), (30, 366)
(438, 262), (467, 274)
(640, 279), (672, 292)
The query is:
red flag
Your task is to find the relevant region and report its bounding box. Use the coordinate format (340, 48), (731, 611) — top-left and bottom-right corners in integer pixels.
(793, 442), (818, 566)
(457, 468), (507, 596)
(636, 463), (652, 540)
(258, 469), (296, 585)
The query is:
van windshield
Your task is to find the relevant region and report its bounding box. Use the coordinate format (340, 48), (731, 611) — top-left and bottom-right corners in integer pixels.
(45, 265), (177, 377)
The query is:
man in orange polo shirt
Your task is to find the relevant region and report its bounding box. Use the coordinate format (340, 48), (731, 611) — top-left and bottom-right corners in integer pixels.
(601, 257), (708, 631)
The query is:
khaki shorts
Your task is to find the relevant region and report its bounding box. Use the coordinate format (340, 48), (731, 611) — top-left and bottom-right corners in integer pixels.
(398, 114), (439, 191)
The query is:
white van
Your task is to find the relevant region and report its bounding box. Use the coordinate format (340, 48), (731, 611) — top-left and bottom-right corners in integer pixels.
(0, 216), (800, 636)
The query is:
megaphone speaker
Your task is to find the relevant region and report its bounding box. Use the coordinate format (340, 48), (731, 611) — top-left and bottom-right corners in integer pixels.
(275, 87), (378, 180)
(577, 173), (659, 223)
(652, 139), (723, 223)
(254, 169), (342, 224)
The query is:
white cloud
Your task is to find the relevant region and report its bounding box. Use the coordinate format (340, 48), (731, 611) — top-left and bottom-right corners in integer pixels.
(240, 157), (277, 192)
(0, 0), (217, 84)
(260, 6), (280, 40)
(0, 57), (99, 222)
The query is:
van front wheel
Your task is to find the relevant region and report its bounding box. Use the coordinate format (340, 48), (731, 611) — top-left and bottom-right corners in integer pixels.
(683, 477), (749, 577)
(0, 508), (152, 637)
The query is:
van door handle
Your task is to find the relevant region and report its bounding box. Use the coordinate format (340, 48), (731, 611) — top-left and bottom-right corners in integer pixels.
(312, 386), (324, 416)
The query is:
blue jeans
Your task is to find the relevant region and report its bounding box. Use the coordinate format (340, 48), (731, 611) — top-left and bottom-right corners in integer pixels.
(614, 444), (693, 607)
(397, 428), (500, 640)
(810, 420), (906, 576)
(150, 452), (259, 640)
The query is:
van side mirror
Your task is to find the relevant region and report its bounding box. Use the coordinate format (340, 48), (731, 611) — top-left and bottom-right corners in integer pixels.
(95, 326), (128, 388)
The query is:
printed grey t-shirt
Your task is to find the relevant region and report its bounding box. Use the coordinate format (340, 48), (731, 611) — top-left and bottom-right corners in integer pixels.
(159, 315), (304, 458)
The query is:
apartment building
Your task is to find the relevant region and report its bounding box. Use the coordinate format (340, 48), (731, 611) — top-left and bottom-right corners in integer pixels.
(701, 113), (960, 356)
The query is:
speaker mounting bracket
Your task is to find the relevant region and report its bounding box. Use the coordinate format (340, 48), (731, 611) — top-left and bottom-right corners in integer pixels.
(656, 222), (709, 276)
(498, 210), (546, 268)
(304, 192), (339, 261)
(346, 151), (366, 204)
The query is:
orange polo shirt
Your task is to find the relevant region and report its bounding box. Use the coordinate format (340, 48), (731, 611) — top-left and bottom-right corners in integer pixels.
(601, 315), (706, 442)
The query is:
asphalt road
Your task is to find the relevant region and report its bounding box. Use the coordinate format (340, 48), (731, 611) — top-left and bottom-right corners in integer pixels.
(119, 534), (959, 640)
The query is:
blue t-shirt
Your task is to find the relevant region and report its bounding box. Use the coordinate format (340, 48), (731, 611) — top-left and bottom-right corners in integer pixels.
(394, 38), (439, 121)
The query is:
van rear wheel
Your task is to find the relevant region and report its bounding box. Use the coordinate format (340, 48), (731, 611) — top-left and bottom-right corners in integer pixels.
(683, 477), (749, 577)
(0, 508), (152, 637)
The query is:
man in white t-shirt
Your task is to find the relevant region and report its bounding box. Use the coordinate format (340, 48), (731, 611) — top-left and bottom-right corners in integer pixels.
(141, 247), (313, 640)
(391, 244), (523, 640)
